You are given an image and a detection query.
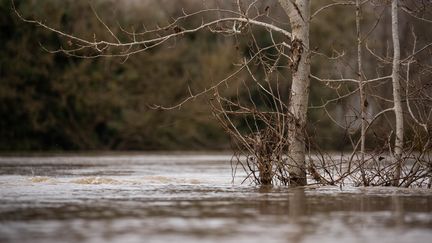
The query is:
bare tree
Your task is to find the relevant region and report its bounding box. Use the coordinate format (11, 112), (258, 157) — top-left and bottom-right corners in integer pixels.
(356, 0), (368, 186)
(278, 0), (310, 186)
(13, 0), (314, 186)
(391, 0), (404, 186)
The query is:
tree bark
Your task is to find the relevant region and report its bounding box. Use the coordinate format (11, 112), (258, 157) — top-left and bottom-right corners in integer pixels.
(391, 0), (404, 186)
(356, 0), (368, 186)
(279, 0), (310, 186)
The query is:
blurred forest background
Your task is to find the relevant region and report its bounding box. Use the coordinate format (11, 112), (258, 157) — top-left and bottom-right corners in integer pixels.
(1, 0), (431, 151)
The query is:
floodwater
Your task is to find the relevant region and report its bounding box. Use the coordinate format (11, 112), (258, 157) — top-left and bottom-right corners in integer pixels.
(0, 153), (431, 243)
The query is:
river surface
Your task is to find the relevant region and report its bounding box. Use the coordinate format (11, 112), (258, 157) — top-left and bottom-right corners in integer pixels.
(0, 152), (431, 243)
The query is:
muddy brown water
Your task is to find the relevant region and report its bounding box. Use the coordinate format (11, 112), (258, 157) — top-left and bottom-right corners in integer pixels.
(0, 153), (431, 243)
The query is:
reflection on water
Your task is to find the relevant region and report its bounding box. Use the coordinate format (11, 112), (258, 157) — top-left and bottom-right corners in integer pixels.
(0, 153), (431, 243)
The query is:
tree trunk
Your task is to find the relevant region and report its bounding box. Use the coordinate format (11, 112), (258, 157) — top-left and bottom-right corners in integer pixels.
(391, 0), (404, 186)
(356, 0), (368, 186)
(279, 0), (310, 186)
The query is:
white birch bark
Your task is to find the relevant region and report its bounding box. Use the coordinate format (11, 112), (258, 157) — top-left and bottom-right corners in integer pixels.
(278, 0), (310, 186)
(391, 0), (404, 186)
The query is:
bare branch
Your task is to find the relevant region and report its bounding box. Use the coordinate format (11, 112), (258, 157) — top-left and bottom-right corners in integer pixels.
(310, 74), (391, 84)
(13, 0), (292, 58)
(311, 1), (356, 20)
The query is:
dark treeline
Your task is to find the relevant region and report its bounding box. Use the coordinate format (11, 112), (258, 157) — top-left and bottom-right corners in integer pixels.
(1, 0), (430, 151)
(1, 0), (233, 150)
